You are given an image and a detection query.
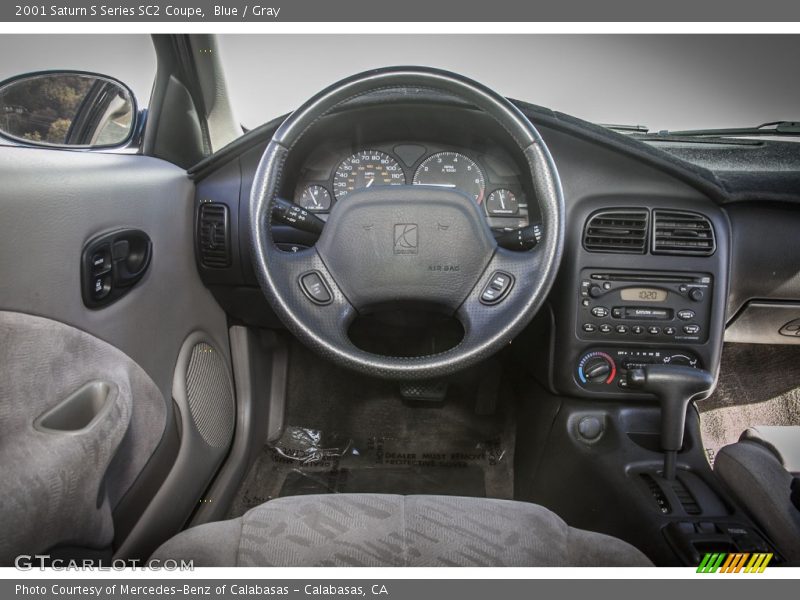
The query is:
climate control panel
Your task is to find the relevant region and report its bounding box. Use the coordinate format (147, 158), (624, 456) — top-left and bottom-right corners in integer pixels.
(576, 347), (701, 392)
(578, 269), (713, 344)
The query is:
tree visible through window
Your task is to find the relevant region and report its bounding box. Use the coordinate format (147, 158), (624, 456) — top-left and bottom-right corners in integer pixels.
(0, 75), (93, 143)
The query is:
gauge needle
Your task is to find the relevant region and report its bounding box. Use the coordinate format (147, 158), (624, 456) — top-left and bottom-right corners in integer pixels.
(366, 178), (374, 188)
(424, 183), (457, 188)
(500, 195), (506, 209)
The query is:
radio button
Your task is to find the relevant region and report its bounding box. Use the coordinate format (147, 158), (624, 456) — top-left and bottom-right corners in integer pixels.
(616, 325), (629, 334)
(648, 326), (661, 335)
(603, 282), (612, 290)
(599, 324), (612, 333)
(678, 309), (696, 321)
(589, 285), (604, 298)
(591, 306), (609, 318)
(689, 288), (704, 302)
(664, 326), (676, 335)
(612, 307), (624, 319)
(582, 323), (596, 333)
(631, 325), (644, 334)
(683, 324), (701, 335)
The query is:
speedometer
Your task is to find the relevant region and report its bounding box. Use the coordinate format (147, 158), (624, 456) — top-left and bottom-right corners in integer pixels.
(413, 152), (486, 204)
(333, 150), (406, 200)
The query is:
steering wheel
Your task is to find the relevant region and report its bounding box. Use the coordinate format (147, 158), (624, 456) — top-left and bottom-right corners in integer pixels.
(250, 67), (564, 380)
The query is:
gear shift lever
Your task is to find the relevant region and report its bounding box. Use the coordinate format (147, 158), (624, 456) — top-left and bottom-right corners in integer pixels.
(626, 364), (714, 480)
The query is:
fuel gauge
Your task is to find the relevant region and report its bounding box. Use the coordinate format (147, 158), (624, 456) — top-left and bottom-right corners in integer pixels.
(298, 185), (332, 212)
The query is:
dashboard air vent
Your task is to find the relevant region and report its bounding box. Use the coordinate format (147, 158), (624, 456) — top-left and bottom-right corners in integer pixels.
(583, 209), (648, 254)
(652, 210), (715, 256)
(198, 203), (231, 268)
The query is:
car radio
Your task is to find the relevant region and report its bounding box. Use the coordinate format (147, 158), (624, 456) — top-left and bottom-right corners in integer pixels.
(577, 269), (713, 344)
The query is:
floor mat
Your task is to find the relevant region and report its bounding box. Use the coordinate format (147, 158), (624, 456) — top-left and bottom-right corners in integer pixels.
(227, 341), (515, 518)
(698, 343), (800, 465)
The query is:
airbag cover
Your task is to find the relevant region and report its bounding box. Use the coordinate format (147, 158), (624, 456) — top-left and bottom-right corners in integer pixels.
(315, 186), (496, 310)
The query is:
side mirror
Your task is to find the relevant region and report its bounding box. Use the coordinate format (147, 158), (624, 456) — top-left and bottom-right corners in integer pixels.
(0, 71), (137, 148)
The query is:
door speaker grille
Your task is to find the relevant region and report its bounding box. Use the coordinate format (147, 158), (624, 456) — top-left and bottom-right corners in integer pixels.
(185, 342), (234, 448)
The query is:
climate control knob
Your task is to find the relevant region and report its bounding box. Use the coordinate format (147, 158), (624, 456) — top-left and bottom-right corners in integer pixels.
(577, 351), (617, 384)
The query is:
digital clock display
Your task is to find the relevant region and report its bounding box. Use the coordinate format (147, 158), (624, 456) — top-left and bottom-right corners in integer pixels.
(620, 287), (668, 302)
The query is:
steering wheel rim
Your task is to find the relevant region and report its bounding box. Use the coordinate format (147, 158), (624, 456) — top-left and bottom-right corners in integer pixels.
(249, 66), (565, 379)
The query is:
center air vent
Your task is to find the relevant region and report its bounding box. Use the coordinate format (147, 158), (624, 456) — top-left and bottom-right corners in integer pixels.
(198, 203), (231, 268)
(583, 209), (648, 254)
(652, 210), (716, 256)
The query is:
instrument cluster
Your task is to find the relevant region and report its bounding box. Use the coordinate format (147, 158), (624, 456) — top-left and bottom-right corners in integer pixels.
(293, 142), (533, 232)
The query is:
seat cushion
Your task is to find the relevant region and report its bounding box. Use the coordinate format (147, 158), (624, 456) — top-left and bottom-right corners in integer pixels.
(741, 426), (800, 475)
(151, 494), (652, 566)
(715, 440), (800, 561)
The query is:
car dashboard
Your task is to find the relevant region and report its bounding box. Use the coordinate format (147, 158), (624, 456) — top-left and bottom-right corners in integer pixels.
(191, 93), (800, 402)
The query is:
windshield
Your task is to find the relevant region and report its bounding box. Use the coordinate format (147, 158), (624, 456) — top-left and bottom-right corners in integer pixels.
(219, 34), (798, 136)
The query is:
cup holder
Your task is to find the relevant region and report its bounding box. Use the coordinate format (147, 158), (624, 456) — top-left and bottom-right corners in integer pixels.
(35, 381), (112, 433)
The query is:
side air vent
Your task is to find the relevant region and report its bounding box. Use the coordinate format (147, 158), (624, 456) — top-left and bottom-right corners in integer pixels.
(652, 210), (716, 256)
(198, 203), (231, 268)
(583, 209), (648, 254)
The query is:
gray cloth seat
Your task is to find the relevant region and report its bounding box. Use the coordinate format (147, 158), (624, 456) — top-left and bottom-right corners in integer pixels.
(151, 494), (651, 566)
(715, 426), (800, 562)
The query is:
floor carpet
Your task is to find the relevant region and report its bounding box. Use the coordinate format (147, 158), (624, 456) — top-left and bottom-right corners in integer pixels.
(698, 343), (800, 465)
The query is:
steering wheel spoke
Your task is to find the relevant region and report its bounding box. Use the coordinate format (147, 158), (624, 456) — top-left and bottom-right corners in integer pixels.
(456, 245), (548, 342)
(263, 245), (357, 351)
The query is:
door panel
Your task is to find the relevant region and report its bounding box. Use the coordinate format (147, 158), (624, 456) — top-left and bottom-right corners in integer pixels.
(0, 311), (163, 564)
(0, 146), (231, 562)
(0, 147), (229, 398)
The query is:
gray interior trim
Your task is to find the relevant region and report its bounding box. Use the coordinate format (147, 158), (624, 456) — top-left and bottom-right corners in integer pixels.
(190, 326), (289, 526)
(114, 331), (234, 561)
(715, 440), (800, 561)
(726, 301), (800, 345)
(153, 494), (653, 567)
(0, 311), (163, 565)
(0, 147), (230, 404)
(188, 34), (241, 151)
(0, 145), (231, 560)
(741, 426), (800, 474)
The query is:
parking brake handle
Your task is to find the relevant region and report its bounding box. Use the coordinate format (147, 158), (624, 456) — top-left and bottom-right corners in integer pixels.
(626, 364), (714, 480)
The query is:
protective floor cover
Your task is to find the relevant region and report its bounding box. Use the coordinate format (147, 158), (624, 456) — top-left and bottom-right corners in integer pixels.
(699, 343), (800, 465)
(228, 341), (514, 517)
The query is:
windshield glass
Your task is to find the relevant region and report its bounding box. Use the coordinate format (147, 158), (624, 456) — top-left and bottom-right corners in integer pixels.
(219, 34), (798, 136)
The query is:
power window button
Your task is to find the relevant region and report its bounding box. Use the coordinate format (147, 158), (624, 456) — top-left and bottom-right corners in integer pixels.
(92, 274), (112, 300)
(90, 247), (111, 276)
(300, 271), (332, 305)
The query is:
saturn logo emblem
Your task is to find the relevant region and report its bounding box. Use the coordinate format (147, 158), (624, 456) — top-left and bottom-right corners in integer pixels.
(393, 223), (418, 255)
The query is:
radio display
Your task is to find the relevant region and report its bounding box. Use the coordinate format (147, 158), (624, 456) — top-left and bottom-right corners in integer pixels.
(620, 287), (668, 302)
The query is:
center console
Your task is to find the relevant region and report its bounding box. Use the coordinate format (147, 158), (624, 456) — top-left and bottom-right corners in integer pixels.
(551, 199), (730, 401)
(526, 197), (787, 565)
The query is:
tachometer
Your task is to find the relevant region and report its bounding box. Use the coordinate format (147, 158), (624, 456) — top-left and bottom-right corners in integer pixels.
(413, 152), (486, 203)
(333, 150), (406, 200)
